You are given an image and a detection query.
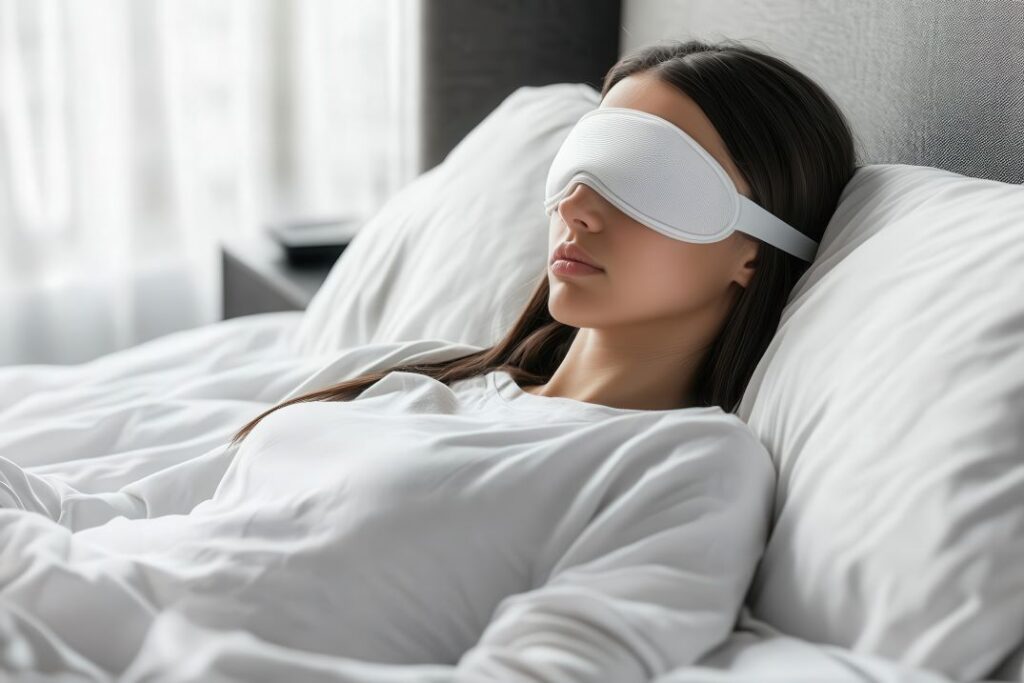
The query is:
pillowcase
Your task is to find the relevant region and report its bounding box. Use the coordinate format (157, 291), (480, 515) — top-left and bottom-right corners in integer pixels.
(737, 163), (1024, 682)
(293, 83), (600, 354)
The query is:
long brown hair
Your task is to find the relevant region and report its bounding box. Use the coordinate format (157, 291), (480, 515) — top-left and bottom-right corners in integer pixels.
(228, 37), (858, 448)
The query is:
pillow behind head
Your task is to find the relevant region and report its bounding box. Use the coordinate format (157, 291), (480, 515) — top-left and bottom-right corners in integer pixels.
(738, 163), (1024, 682)
(294, 83), (601, 354)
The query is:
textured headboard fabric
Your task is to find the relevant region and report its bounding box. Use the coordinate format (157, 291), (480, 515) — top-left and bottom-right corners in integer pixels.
(617, 0), (1024, 184)
(417, 0), (620, 174)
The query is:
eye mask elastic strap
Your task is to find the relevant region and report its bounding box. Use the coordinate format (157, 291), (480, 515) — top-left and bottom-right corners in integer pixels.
(736, 196), (819, 262)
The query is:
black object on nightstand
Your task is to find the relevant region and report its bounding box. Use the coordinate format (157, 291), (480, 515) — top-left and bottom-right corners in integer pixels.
(220, 224), (354, 319)
(267, 216), (361, 266)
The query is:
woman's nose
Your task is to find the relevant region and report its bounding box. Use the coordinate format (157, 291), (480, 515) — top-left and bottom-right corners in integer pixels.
(556, 183), (603, 234)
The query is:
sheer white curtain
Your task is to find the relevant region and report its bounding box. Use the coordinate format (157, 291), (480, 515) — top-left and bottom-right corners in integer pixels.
(0, 0), (421, 365)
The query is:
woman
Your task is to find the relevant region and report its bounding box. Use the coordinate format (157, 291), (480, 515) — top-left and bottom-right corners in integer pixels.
(0, 39), (856, 682)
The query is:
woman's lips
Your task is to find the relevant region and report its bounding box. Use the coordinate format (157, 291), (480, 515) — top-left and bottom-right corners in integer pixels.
(549, 259), (604, 277)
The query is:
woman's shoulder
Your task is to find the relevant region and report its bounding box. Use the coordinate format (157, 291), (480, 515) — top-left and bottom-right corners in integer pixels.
(651, 407), (777, 483)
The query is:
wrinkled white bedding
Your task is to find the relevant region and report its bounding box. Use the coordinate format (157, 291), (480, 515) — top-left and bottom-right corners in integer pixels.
(0, 312), (979, 682)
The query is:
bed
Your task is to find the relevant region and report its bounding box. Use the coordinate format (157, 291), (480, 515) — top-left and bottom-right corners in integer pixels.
(2, 0), (1023, 681)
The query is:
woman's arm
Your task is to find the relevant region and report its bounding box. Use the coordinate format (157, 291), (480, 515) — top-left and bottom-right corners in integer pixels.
(116, 428), (775, 683)
(455, 430), (775, 680)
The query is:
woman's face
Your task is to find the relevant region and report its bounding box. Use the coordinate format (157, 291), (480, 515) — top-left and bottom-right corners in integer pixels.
(545, 71), (760, 332)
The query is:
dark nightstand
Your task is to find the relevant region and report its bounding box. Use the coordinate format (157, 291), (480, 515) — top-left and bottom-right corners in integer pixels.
(220, 232), (339, 319)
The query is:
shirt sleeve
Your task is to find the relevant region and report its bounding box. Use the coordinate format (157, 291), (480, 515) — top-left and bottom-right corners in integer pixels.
(114, 425), (776, 683)
(454, 425), (776, 681)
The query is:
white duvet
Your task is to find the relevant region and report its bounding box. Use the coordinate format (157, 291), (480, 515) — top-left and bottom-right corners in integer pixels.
(0, 313), (977, 682)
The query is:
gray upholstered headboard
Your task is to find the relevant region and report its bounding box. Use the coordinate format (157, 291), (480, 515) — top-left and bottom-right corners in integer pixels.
(417, 0), (620, 174)
(419, 0), (1024, 184)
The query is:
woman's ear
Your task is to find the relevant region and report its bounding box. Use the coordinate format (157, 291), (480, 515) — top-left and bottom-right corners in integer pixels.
(733, 237), (760, 289)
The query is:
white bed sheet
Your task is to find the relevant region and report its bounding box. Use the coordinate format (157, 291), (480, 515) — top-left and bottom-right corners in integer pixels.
(0, 312), (997, 682)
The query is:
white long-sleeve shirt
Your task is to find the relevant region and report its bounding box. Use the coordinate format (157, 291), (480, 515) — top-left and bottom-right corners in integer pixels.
(0, 352), (775, 682)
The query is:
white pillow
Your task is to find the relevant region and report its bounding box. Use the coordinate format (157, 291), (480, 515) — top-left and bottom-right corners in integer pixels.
(737, 164), (1024, 681)
(294, 83), (600, 353)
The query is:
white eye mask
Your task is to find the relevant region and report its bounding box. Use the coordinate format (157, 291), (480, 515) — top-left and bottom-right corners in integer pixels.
(543, 106), (819, 262)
